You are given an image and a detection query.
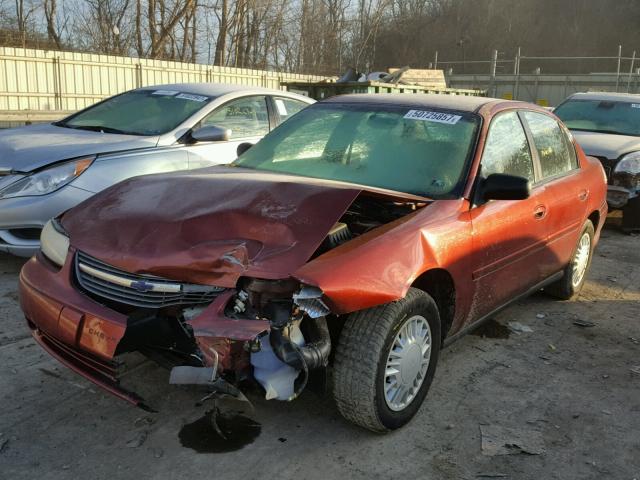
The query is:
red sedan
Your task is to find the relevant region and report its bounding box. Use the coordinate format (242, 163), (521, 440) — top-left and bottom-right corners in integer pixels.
(19, 94), (607, 432)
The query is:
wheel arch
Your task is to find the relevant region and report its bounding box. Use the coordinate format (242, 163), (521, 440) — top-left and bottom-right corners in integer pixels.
(411, 268), (456, 341)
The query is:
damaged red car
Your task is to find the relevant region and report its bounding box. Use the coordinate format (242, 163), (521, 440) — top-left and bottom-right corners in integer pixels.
(19, 94), (607, 432)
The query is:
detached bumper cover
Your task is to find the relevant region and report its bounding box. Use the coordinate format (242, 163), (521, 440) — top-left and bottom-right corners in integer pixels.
(30, 326), (145, 406)
(19, 251), (269, 406)
(19, 253), (138, 402)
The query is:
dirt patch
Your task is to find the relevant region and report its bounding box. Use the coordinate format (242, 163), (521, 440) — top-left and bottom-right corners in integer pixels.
(472, 318), (511, 339)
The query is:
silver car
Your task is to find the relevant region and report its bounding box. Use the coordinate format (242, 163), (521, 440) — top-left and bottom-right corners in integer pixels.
(0, 83), (314, 255)
(555, 92), (640, 231)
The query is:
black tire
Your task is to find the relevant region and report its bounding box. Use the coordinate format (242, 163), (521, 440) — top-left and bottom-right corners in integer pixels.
(545, 220), (595, 300)
(622, 196), (640, 233)
(332, 288), (441, 432)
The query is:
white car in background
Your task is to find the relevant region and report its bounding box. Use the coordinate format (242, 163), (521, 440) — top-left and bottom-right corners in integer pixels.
(0, 83), (313, 255)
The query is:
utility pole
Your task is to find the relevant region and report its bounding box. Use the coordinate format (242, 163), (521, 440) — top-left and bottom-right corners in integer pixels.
(627, 51), (636, 92)
(514, 47), (521, 99)
(489, 49), (498, 97)
(615, 44), (622, 92)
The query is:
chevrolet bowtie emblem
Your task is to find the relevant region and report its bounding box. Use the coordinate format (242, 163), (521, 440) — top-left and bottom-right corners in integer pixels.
(129, 279), (154, 292)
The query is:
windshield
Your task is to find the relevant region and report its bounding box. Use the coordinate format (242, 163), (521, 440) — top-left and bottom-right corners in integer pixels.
(554, 99), (640, 137)
(57, 89), (213, 136)
(233, 103), (480, 198)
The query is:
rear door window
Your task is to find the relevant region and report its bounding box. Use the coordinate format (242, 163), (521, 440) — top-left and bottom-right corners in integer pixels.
(481, 111), (535, 182)
(273, 97), (309, 124)
(522, 111), (577, 179)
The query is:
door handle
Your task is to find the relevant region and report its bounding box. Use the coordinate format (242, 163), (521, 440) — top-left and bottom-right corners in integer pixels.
(578, 189), (589, 201)
(534, 204), (547, 219)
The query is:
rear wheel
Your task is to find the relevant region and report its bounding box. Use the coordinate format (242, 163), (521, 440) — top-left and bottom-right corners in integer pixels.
(545, 220), (594, 300)
(332, 288), (441, 432)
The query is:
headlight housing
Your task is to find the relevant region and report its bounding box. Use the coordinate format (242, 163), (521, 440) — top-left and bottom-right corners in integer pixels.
(40, 219), (70, 267)
(614, 151), (640, 175)
(0, 156), (94, 199)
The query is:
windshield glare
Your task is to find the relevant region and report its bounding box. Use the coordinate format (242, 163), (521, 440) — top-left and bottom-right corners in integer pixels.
(554, 99), (640, 137)
(60, 89), (213, 136)
(233, 104), (479, 198)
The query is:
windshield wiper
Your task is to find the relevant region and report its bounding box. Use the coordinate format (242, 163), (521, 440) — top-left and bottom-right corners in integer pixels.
(63, 124), (137, 135)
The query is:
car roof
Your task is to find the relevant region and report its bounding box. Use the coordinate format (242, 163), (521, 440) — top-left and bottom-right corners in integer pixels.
(138, 82), (311, 100)
(320, 93), (500, 113)
(567, 91), (640, 103)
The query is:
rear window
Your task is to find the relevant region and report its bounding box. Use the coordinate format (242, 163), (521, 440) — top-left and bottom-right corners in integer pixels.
(554, 99), (640, 137)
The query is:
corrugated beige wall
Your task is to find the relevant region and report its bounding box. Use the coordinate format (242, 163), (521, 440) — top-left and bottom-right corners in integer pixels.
(0, 47), (325, 111)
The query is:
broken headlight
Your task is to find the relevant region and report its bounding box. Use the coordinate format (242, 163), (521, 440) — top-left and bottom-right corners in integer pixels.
(615, 152), (640, 174)
(613, 152), (640, 189)
(40, 218), (70, 266)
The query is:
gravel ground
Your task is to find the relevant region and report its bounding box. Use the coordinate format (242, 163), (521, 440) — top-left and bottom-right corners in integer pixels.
(1, 216), (638, 480)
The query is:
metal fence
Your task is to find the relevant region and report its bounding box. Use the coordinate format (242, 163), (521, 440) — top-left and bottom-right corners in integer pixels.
(432, 46), (638, 79)
(447, 73), (640, 107)
(0, 47), (326, 112)
(434, 46), (640, 105)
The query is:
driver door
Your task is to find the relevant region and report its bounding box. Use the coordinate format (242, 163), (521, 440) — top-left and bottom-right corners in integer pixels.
(469, 110), (551, 319)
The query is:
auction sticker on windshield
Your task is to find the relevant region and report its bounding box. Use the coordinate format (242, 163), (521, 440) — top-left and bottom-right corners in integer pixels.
(152, 90), (179, 96)
(404, 110), (462, 125)
(176, 93), (209, 102)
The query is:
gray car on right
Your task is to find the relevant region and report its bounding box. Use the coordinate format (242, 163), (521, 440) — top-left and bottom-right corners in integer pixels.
(555, 92), (640, 231)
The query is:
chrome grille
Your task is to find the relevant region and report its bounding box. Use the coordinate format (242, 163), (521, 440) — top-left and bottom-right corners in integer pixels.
(75, 251), (225, 308)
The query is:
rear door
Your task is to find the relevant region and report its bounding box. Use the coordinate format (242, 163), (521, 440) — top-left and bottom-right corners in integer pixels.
(520, 111), (586, 276)
(185, 95), (271, 169)
(469, 110), (549, 318)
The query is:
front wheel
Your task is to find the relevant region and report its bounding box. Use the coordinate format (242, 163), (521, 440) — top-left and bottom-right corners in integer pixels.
(332, 288), (441, 432)
(545, 220), (594, 300)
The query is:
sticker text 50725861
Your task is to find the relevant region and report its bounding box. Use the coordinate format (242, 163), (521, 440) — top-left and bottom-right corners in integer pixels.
(404, 110), (462, 125)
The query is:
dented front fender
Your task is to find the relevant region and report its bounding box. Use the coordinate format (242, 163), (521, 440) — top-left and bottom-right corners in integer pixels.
(294, 199), (474, 324)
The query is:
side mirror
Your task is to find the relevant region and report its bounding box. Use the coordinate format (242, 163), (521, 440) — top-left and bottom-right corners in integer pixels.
(237, 142), (253, 156)
(482, 173), (531, 201)
(191, 125), (231, 143)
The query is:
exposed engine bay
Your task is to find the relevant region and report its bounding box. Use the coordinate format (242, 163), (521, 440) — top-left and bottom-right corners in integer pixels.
(103, 192), (426, 406)
(315, 194), (425, 255)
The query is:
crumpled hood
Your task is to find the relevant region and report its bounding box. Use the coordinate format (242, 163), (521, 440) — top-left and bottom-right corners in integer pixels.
(61, 166), (364, 287)
(572, 130), (640, 160)
(0, 123), (159, 172)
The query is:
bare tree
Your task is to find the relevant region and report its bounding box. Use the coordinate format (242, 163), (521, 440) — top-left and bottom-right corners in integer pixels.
(1, 0), (640, 75)
(144, 0), (196, 58)
(13, 0), (38, 47)
(43, 0), (64, 49)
